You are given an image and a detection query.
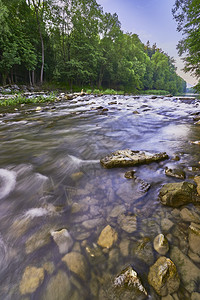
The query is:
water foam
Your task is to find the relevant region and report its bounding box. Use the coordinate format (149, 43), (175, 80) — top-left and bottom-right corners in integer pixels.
(0, 169), (16, 199)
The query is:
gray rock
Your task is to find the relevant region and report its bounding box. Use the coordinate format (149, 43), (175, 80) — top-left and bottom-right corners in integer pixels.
(159, 182), (197, 207)
(165, 167), (185, 179)
(114, 265), (148, 299)
(189, 222), (200, 255)
(191, 292), (200, 300)
(51, 229), (73, 254)
(42, 270), (71, 300)
(110, 205), (126, 218)
(153, 234), (169, 255)
(148, 256), (180, 296)
(161, 218), (174, 231)
(170, 246), (200, 293)
(180, 208), (200, 223)
(25, 227), (51, 254)
(118, 214), (137, 233)
(188, 249), (200, 263)
(100, 149), (168, 168)
(82, 218), (103, 229)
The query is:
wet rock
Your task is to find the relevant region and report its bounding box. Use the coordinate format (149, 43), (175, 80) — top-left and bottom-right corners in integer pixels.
(19, 266), (45, 295)
(153, 234), (169, 255)
(43, 262), (55, 274)
(62, 252), (88, 281)
(148, 256), (180, 296)
(71, 202), (88, 214)
(161, 295), (174, 300)
(97, 225), (118, 248)
(116, 178), (150, 203)
(42, 270), (71, 300)
(194, 176), (200, 196)
(70, 172), (84, 181)
(189, 222), (200, 255)
(119, 239), (130, 257)
(114, 265), (148, 299)
(133, 238), (154, 266)
(85, 243), (105, 264)
(51, 229), (73, 254)
(165, 167), (185, 180)
(117, 214), (137, 233)
(110, 205), (126, 218)
(25, 227), (51, 254)
(180, 208), (200, 223)
(188, 249), (200, 263)
(124, 170), (136, 179)
(100, 149), (168, 168)
(170, 246), (200, 293)
(161, 218), (174, 232)
(82, 218), (103, 229)
(159, 181), (197, 207)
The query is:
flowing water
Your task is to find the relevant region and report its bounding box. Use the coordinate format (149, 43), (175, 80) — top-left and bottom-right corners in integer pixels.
(0, 94), (200, 299)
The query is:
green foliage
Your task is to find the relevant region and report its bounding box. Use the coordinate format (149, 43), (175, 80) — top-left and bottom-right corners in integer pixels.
(0, 0), (186, 95)
(0, 94), (56, 106)
(172, 0), (200, 90)
(140, 90), (170, 95)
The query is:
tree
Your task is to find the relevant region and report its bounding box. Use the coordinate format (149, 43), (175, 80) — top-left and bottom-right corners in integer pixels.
(172, 0), (200, 89)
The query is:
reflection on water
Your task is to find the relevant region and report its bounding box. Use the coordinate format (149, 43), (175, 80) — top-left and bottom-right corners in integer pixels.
(0, 95), (200, 299)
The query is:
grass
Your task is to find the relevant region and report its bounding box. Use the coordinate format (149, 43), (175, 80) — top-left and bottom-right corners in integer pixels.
(0, 94), (57, 107)
(140, 90), (170, 95)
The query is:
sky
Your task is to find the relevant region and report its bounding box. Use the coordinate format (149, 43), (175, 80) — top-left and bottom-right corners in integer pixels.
(97, 0), (198, 86)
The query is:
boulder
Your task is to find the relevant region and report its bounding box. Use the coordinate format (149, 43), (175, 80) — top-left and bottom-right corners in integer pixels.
(42, 270), (71, 300)
(148, 256), (180, 296)
(159, 182), (197, 207)
(114, 265), (148, 299)
(153, 234), (169, 255)
(97, 225), (118, 248)
(100, 149), (168, 168)
(62, 252), (88, 281)
(165, 167), (185, 180)
(51, 229), (73, 254)
(188, 222), (200, 255)
(170, 246), (200, 293)
(19, 266), (45, 295)
(117, 214), (137, 233)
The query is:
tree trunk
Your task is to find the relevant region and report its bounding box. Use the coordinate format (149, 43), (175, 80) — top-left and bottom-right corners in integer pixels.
(32, 70), (35, 86)
(29, 70), (32, 86)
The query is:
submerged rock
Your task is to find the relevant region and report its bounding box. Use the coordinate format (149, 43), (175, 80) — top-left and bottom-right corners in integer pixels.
(62, 252), (88, 281)
(159, 181), (197, 207)
(180, 208), (200, 223)
(20, 266), (45, 295)
(194, 176), (200, 196)
(124, 170), (136, 179)
(170, 246), (200, 293)
(148, 256), (180, 296)
(97, 225), (118, 248)
(153, 234), (169, 255)
(114, 265), (148, 299)
(117, 214), (137, 233)
(133, 238), (154, 266)
(100, 149), (168, 168)
(42, 270), (71, 300)
(25, 227), (51, 254)
(188, 222), (200, 256)
(51, 229), (73, 254)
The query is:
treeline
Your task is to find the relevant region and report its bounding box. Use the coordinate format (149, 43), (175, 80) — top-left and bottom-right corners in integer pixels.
(0, 0), (186, 94)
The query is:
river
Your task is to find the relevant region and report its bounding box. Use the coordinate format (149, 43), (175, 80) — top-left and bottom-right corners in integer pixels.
(0, 94), (200, 299)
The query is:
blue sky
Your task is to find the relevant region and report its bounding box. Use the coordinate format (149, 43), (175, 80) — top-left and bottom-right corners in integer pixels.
(97, 0), (197, 86)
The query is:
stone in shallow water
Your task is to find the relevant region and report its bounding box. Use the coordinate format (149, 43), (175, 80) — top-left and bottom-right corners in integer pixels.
(110, 205), (126, 218)
(191, 292), (200, 300)
(170, 246), (200, 293)
(161, 218), (174, 232)
(19, 266), (45, 295)
(114, 265), (147, 299)
(42, 270), (71, 300)
(159, 181), (197, 207)
(165, 167), (185, 179)
(62, 252), (88, 281)
(133, 238), (154, 266)
(148, 256), (180, 297)
(97, 225), (118, 248)
(25, 227), (51, 254)
(180, 208), (200, 223)
(194, 176), (200, 196)
(117, 214), (137, 233)
(188, 222), (200, 255)
(100, 149), (168, 168)
(51, 229), (73, 254)
(153, 234), (169, 255)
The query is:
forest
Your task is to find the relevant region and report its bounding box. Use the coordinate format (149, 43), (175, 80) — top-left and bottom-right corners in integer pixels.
(0, 0), (188, 94)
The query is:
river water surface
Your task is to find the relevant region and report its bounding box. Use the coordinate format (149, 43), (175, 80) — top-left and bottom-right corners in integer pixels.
(0, 94), (200, 299)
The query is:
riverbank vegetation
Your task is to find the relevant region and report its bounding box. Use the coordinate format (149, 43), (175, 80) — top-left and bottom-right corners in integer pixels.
(0, 0), (186, 95)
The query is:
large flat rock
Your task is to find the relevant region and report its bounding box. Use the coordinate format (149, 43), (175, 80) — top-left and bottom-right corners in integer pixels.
(100, 149), (168, 168)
